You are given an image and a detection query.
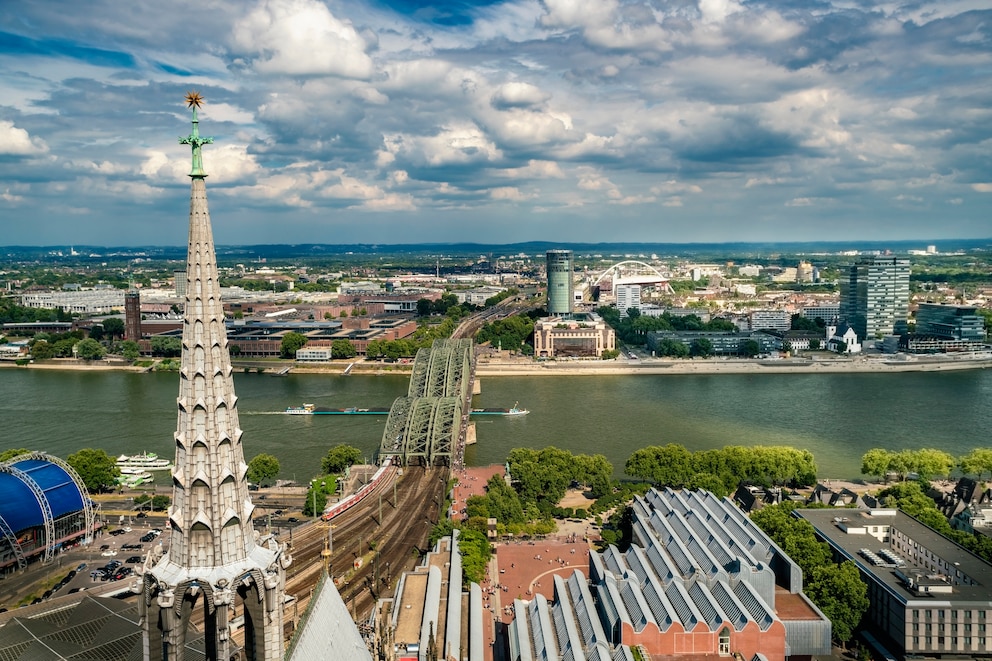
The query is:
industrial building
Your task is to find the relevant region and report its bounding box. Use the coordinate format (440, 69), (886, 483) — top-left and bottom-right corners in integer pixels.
(797, 508), (992, 659)
(508, 488), (832, 661)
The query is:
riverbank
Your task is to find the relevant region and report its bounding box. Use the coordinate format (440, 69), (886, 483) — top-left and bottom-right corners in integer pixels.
(476, 353), (992, 376)
(5, 353), (991, 376)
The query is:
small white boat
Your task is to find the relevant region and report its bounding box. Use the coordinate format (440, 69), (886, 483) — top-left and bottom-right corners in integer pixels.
(284, 403), (316, 415)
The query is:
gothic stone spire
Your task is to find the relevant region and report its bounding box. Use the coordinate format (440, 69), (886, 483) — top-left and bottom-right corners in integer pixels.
(141, 94), (291, 661)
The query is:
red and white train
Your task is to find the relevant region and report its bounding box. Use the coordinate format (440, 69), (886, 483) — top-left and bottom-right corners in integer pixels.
(321, 456), (395, 521)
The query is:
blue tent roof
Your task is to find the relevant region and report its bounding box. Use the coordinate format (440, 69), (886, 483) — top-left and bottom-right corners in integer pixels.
(0, 458), (86, 534)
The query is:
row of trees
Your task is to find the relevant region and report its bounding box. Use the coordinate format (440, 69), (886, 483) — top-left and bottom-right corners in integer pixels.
(859, 447), (984, 481)
(625, 444), (817, 496)
(598, 306), (736, 346)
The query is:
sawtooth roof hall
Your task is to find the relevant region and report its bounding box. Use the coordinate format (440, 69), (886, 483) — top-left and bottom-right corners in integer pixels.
(508, 488), (831, 661)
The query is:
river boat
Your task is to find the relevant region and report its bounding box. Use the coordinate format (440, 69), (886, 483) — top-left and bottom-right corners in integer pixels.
(116, 469), (153, 487)
(470, 402), (529, 416)
(116, 452), (173, 471)
(285, 403), (316, 415)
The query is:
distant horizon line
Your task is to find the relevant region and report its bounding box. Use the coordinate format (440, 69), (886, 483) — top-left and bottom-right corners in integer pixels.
(5, 238), (992, 252)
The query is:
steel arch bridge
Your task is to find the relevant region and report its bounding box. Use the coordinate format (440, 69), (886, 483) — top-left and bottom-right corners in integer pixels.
(379, 339), (474, 466)
(593, 260), (674, 293)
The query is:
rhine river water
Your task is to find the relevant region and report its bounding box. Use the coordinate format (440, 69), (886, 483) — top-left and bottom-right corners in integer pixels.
(1, 368), (989, 483)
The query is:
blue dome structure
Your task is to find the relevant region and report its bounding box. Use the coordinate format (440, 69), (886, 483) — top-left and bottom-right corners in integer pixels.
(0, 452), (94, 570)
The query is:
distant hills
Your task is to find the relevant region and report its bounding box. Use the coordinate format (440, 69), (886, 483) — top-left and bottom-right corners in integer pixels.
(3, 239), (990, 262)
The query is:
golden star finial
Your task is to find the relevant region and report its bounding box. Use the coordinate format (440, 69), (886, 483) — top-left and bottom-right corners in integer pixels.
(184, 90), (204, 109)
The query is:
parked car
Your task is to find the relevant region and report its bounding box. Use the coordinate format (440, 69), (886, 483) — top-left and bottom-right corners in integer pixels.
(103, 560), (122, 571)
(287, 517), (299, 523)
(112, 567), (133, 581)
(136, 511), (147, 518)
(75, 563), (87, 572)
(99, 544), (110, 551)
(109, 529), (126, 536)
(100, 549), (118, 557)
(125, 556), (143, 564)
(122, 543), (143, 551)
(140, 533), (155, 543)
(90, 569), (107, 580)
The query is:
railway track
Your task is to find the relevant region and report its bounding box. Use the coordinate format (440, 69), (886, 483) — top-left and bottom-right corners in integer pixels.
(284, 465), (447, 628)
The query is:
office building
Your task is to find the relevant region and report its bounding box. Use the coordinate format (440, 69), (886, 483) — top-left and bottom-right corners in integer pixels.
(615, 284), (641, 317)
(798, 508), (992, 659)
(750, 309), (791, 332)
(533, 313), (615, 358)
(915, 303), (985, 342)
(840, 257), (910, 341)
(546, 249), (574, 316)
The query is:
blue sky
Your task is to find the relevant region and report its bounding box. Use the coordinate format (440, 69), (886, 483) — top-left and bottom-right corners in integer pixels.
(0, 0), (990, 246)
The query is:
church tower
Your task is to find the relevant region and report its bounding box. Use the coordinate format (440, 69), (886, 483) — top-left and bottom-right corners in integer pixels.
(140, 93), (291, 661)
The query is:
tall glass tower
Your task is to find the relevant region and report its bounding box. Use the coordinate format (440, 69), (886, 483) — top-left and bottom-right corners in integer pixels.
(546, 249), (574, 316)
(839, 256), (910, 340)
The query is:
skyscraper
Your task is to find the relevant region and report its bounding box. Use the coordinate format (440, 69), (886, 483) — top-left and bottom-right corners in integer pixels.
(546, 249), (573, 316)
(141, 94), (290, 661)
(839, 256), (910, 341)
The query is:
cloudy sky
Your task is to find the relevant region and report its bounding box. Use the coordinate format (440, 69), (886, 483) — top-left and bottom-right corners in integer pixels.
(1, 0), (990, 246)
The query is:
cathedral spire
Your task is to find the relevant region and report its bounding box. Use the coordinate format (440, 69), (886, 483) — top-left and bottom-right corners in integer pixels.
(179, 91), (212, 178)
(141, 94), (290, 661)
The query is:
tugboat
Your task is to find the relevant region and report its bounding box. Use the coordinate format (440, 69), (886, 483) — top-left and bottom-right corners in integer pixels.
(284, 403), (316, 415)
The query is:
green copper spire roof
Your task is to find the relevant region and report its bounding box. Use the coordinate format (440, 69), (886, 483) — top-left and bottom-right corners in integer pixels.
(179, 91), (213, 178)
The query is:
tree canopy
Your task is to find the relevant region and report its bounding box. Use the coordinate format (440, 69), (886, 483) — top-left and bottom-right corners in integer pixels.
(247, 453), (280, 487)
(280, 332), (308, 358)
(626, 444), (817, 495)
(0, 448), (30, 463)
(67, 448), (120, 492)
(507, 447), (613, 511)
(331, 339), (357, 359)
(76, 338), (106, 360)
(321, 444), (363, 474)
(860, 447), (955, 481)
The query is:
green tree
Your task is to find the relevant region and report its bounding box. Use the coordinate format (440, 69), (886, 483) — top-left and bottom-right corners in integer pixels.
(416, 298), (433, 316)
(67, 448), (120, 492)
(150, 335), (182, 357)
(741, 339), (760, 357)
(53, 338), (77, 357)
(331, 339), (357, 359)
(689, 337), (713, 357)
(860, 448), (894, 480)
(960, 448), (992, 480)
(911, 448), (955, 481)
(280, 332), (308, 359)
(76, 338), (106, 360)
(303, 479), (330, 517)
(30, 339), (55, 360)
(321, 444), (363, 474)
(247, 453), (281, 487)
(805, 562), (869, 645)
(626, 444), (694, 487)
(365, 339), (384, 360)
(0, 448), (30, 462)
(102, 317), (125, 339)
(120, 340), (141, 361)
(656, 338), (689, 357)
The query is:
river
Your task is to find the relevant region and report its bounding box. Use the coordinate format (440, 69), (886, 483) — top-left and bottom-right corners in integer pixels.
(0, 367), (989, 482)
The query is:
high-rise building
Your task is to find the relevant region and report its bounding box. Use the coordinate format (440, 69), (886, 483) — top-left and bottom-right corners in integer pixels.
(839, 256), (910, 340)
(141, 95), (290, 660)
(545, 249), (573, 316)
(615, 284), (641, 317)
(174, 269), (187, 298)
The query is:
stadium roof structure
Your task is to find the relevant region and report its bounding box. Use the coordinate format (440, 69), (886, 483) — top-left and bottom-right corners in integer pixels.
(0, 452), (94, 568)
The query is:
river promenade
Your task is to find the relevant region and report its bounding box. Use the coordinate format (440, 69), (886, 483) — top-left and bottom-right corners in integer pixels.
(4, 351), (992, 376)
(474, 353), (992, 376)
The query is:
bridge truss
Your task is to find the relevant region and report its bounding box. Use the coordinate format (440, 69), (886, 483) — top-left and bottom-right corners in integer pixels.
(379, 339), (474, 466)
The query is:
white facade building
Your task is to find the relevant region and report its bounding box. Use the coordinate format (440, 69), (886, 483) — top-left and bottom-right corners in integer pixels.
(615, 284), (641, 317)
